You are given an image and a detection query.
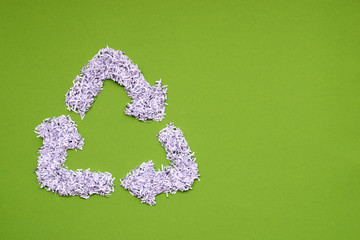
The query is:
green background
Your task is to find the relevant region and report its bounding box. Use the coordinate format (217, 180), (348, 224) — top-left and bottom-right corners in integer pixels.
(1, 0), (359, 239)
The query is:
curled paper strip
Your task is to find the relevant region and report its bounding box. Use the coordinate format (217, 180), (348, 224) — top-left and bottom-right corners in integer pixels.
(34, 115), (115, 199)
(121, 123), (200, 206)
(65, 46), (167, 121)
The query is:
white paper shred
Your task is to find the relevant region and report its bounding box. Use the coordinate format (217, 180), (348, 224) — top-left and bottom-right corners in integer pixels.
(34, 115), (115, 199)
(65, 46), (168, 121)
(120, 123), (200, 206)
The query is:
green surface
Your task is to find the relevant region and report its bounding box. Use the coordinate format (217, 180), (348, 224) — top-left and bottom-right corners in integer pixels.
(1, 0), (360, 239)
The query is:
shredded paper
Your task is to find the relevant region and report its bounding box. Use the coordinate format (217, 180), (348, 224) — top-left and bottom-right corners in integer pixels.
(35, 46), (200, 205)
(121, 123), (200, 206)
(35, 115), (115, 199)
(65, 46), (168, 121)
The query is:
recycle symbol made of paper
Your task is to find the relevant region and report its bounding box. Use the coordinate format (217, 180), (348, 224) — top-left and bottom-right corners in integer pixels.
(34, 47), (200, 206)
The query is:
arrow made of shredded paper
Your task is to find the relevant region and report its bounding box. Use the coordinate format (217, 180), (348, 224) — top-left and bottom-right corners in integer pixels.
(121, 123), (200, 206)
(35, 115), (115, 199)
(65, 46), (168, 121)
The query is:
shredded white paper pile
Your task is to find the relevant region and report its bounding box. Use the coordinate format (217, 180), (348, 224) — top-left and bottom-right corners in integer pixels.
(65, 46), (168, 121)
(121, 123), (200, 206)
(34, 46), (199, 204)
(34, 115), (115, 199)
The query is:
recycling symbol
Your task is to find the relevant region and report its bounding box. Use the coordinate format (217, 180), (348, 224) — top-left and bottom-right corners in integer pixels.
(34, 47), (200, 206)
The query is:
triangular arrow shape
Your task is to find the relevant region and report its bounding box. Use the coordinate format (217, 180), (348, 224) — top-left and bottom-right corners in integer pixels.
(34, 47), (200, 205)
